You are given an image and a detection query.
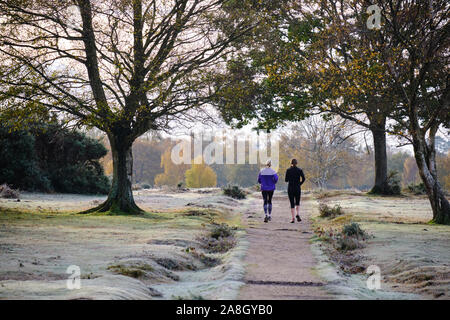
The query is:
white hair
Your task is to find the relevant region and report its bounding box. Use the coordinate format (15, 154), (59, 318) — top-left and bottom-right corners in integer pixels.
(266, 159), (272, 167)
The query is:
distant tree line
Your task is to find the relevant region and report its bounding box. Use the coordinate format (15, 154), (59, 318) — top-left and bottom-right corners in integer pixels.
(1, 119), (447, 193)
(109, 128), (449, 191)
(100, 136), (261, 189)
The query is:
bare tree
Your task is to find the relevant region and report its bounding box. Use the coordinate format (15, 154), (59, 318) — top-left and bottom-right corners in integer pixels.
(0, 0), (255, 214)
(282, 117), (356, 190)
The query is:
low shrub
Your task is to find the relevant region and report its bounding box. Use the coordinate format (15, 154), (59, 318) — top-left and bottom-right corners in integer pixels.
(202, 237), (236, 253)
(199, 223), (237, 253)
(316, 223), (369, 252)
(342, 222), (368, 240)
(407, 182), (426, 195)
(188, 250), (221, 267)
(107, 264), (153, 278)
(173, 293), (205, 300)
(336, 235), (363, 251)
(154, 257), (196, 271)
(210, 223), (234, 239)
(388, 170), (402, 195)
(0, 184), (20, 199)
(335, 223), (368, 252)
(50, 163), (110, 194)
(223, 185), (246, 199)
(319, 203), (344, 218)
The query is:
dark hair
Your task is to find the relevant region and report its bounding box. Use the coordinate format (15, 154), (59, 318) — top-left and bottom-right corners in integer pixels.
(291, 159), (297, 166)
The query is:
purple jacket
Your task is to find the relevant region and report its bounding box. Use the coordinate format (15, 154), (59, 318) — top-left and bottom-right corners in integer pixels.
(258, 167), (279, 191)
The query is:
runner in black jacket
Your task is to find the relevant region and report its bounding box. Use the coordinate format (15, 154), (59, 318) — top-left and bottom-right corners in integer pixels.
(285, 159), (305, 223)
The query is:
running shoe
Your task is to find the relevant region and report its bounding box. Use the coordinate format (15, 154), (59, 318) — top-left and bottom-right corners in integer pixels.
(290, 219), (295, 223)
(268, 215), (272, 221)
(264, 216), (269, 223)
(296, 215), (301, 222)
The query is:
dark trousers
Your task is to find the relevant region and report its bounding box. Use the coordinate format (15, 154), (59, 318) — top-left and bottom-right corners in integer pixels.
(262, 190), (274, 215)
(288, 187), (301, 208)
(262, 190), (274, 205)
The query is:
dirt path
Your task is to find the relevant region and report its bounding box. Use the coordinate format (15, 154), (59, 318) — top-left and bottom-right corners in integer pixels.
(238, 193), (333, 300)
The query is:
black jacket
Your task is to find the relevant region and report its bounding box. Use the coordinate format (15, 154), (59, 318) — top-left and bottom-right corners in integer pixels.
(285, 166), (305, 189)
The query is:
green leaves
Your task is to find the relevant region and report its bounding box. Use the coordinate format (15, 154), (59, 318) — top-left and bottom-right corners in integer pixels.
(287, 16), (321, 45)
(0, 121), (110, 194)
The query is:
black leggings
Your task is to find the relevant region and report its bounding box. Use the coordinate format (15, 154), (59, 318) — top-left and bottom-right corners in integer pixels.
(262, 190), (274, 205)
(288, 188), (301, 208)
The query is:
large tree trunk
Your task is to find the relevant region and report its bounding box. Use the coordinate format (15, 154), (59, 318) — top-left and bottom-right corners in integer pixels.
(369, 122), (390, 194)
(414, 146), (450, 224)
(82, 133), (144, 215)
(412, 126), (450, 224)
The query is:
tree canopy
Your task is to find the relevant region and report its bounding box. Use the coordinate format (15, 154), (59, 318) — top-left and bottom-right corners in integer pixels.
(0, 0), (259, 214)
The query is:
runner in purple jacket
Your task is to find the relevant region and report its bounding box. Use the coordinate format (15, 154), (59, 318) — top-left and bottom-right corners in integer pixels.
(258, 159), (279, 223)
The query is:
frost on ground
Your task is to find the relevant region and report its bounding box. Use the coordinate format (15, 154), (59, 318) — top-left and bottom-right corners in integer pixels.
(310, 191), (450, 300)
(0, 189), (248, 300)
